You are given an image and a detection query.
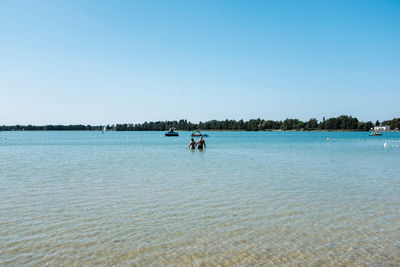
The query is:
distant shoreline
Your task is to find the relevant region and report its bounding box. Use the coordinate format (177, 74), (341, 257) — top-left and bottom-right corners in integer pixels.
(1, 129), (399, 133)
(1, 116), (399, 132)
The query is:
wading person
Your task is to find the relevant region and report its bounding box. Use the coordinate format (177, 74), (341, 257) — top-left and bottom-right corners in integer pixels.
(189, 138), (196, 149)
(197, 137), (206, 150)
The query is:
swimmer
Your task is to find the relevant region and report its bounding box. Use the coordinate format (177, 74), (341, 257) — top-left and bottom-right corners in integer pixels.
(189, 138), (196, 149)
(196, 137), (206, 150)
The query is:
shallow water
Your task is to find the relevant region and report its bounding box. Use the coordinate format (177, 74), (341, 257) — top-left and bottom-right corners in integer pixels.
(0, 131), (399, 266)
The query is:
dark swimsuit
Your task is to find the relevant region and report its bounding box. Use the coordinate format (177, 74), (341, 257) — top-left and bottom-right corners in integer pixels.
(197, 141), (204, 149)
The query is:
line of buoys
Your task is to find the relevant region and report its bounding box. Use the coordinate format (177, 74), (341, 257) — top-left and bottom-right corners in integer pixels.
(327, 138), (400, 142)
(327, 138), (400, 150)
(384, 142), (400, 148)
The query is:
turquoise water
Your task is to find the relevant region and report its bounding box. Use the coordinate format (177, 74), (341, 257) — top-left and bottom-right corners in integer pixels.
(0, 131), (399, 266)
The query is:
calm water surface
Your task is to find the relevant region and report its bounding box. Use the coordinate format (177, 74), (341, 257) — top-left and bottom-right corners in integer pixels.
(0, 131), (399, 266)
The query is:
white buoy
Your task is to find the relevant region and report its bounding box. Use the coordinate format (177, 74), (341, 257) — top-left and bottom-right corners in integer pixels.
(384, 143), (388, 148)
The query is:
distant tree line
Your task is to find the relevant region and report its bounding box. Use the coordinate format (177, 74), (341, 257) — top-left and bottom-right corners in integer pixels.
(1, 116), (399, 132)
(115, 116), (399, 131)
(0, 124), (105, 131)
(382, 118), (400, 131)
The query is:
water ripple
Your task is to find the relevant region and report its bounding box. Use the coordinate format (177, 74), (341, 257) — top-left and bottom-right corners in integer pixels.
(1, 131), (399, 265)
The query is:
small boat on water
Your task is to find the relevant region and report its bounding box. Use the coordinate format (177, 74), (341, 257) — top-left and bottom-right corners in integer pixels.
(165, 128), (179, 136)
(191, 130), (209, 137)
(369, 131), (382, 136)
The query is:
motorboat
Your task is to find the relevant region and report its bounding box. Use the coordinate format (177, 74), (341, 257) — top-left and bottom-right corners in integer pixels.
(369, 131), (382, 136)
(165, 128), (179, 136)
(191, 130), (209, 137)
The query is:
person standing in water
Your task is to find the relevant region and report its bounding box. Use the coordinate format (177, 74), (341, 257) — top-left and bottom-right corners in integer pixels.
(197, 137), (206, 149)
(189, 138), (196, 149)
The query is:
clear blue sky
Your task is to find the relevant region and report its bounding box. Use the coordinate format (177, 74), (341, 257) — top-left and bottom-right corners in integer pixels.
(1, 0), (399, 125)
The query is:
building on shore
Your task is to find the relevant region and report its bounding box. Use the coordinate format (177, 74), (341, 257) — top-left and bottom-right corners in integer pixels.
(374, 125), (391, 131)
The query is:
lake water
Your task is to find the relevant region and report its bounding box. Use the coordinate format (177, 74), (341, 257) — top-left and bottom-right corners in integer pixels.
(0, 131), (399, 266)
